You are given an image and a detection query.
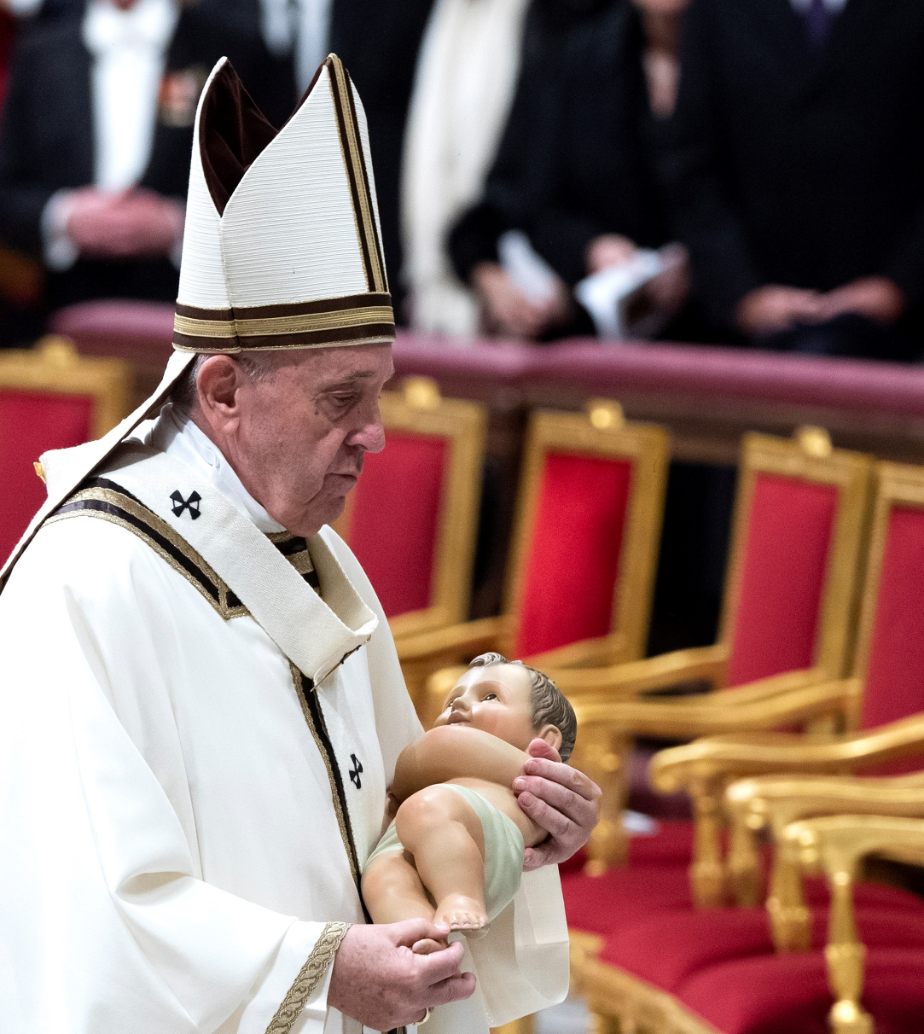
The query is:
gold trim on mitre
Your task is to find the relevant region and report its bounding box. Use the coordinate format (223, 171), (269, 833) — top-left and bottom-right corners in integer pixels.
(172, 294), (394, 352)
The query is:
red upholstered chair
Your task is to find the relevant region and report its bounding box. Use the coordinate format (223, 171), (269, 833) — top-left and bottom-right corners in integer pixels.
(577, 461), (924, 1034)
(405, 398), (670, 725)
(332, 377), (487, 703)
(0, 337), (131, 566)
(557, 428), (873, 883)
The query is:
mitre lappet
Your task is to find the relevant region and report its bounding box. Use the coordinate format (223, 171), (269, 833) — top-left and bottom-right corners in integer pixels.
(1, 53), (394, 585)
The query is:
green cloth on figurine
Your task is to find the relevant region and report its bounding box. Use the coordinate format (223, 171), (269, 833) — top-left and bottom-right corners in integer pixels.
(365, 783), (526, 921)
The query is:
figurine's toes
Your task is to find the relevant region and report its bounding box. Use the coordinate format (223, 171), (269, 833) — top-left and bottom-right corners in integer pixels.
(435, 896), (488, 934)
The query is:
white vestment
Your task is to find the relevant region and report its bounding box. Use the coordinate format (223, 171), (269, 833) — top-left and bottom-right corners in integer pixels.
(0, 410), (567, 1034)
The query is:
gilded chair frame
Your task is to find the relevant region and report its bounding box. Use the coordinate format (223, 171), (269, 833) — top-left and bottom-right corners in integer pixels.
(643, 460), (924, 913)
(335, 376), (487, 641)
(556, 429), (874, 880)
(407, 400), (670, 725)
(845, 461), (924, 727)
(0, 336), (131, 439)
(504, 399), (669, 667)
(717, 428), (873, 683)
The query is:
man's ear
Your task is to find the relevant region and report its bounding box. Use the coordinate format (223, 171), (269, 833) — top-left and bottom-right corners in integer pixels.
(194, 356), (245, 435)
(535, 724), (563, 754)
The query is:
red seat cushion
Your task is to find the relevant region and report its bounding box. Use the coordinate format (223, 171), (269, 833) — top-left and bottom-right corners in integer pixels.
(597, 901), (924, 992)
(563, 865), (693, 933)
(675, 948), (924, 1034)
(564, 858), (918, 939)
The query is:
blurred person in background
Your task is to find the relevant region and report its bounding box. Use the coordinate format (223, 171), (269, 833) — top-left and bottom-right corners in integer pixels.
(630, 0), (687, 117)
(0, 0), (290, 340)
(447, 0), (681, 342)
(660, 0), (924, 361)
(400, 0), (533, 335)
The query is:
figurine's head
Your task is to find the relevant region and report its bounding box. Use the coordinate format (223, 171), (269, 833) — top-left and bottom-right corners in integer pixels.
(433, 652), (577, 762)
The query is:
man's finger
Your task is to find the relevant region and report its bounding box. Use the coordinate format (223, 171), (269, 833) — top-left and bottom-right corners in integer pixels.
(425, 969), (478, 1007)
(412, 938), (467, 986)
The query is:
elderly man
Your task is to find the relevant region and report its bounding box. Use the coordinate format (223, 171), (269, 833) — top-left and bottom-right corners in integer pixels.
(0, 55), (597, 1034)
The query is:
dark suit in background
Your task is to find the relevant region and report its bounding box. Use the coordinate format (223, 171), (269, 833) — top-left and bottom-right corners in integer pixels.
(449, 0), (665, 325)
(661, 0), (924, 360)
(330, 0), (435, 310)
(0, 2), (291, 320)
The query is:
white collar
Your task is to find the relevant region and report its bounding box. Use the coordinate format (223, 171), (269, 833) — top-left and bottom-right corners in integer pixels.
(83, 0), (178, 56)
(148, 406), (287, 534)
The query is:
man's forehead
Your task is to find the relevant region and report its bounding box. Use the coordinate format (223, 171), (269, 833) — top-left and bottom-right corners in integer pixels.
(288, 344), (394, 385)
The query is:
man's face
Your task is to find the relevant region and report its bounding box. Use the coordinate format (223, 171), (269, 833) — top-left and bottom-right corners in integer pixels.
(226, 344), (393, 537)
(433, 664), (537, 750)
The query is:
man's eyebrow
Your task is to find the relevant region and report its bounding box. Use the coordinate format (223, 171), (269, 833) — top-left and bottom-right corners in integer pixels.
(320, 366), (395, 391)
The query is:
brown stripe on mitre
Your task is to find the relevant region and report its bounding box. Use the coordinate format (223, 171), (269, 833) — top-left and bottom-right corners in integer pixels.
(325, 56), (387, 295)
(172, 293), (394, 352)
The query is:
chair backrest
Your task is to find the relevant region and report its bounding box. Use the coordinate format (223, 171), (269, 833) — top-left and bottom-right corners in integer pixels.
(852, 463), (924, 742)
(334, 377), (487, 637)
(719, 428), (873, 687)
(0, 337), (132, 566)
(504, 400), (669, 662)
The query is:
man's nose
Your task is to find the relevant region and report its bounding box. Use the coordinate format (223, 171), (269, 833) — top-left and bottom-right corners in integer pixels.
(351, 410), (386, 453)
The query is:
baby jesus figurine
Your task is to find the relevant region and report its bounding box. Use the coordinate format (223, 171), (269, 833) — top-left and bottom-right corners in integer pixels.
(362, 651), (577, 946)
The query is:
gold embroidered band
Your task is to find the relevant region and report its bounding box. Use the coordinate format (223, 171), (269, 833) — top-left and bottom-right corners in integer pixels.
(266, 921), (351, 1034)
(172, 293), (394, 352)
(328, 54), (387, 294)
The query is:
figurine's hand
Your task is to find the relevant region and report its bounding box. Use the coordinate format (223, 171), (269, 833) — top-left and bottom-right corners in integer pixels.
(329, 919), (475, 1029)
(515, 739), (601, 871)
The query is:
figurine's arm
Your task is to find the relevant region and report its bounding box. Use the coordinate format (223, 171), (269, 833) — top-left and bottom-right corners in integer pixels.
(390, 726), (527, 803)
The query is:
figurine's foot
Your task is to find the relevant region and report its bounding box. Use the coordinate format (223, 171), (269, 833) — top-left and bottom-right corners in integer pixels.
(434, 895), (488, 935)
(412, 937), (449, 955)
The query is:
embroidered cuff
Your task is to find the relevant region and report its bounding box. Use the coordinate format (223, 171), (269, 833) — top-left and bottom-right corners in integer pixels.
(265, 921), (351, 1034)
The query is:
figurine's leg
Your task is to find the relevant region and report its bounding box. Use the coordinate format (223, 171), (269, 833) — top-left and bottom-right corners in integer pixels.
(362, 849), (434, 926)
(395, 786), (488, 933)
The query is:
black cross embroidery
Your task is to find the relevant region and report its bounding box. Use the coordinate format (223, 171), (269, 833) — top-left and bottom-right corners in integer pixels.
(349, 754), (363, 789)
(170, 490), (202, 519)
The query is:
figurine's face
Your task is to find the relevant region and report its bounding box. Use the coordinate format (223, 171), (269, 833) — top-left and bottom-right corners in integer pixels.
(434, 664), (537, 750)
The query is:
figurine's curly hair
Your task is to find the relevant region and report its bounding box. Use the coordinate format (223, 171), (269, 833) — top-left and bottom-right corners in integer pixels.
(468, 652), (577, 762)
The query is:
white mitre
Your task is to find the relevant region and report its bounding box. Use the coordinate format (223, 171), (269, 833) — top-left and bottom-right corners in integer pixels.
(1, 54), (393, 587)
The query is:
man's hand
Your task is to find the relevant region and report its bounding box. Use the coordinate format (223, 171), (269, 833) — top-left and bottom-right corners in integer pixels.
(66, 187), (184, 258)
(735, 285), (825, 336)
(328, 919), (476, 1029)
(819, 277), (906, 324)
(472, 262), (570, 339)
(585, 233), (636, 274)
(515, 738), (602, 871)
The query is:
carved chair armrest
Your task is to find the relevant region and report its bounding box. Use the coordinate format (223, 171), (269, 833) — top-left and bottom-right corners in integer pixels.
(542, 643), (728, 699)
(651, 705), (924, 795)
(722, 770), (924, 917)
(777, 814), (924, 1028)
(727, 771), (924, 841)
(526, 632), (629, 671)
(394, 614), (510, 663)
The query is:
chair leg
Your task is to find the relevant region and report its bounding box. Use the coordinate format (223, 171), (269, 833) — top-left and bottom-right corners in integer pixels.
(825, 872), (873, 1034)
(690, 782), (726, 907)
(584, 731), (631, 873)
(767, 855), (811, 952)
(728, 820), (762, 907)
